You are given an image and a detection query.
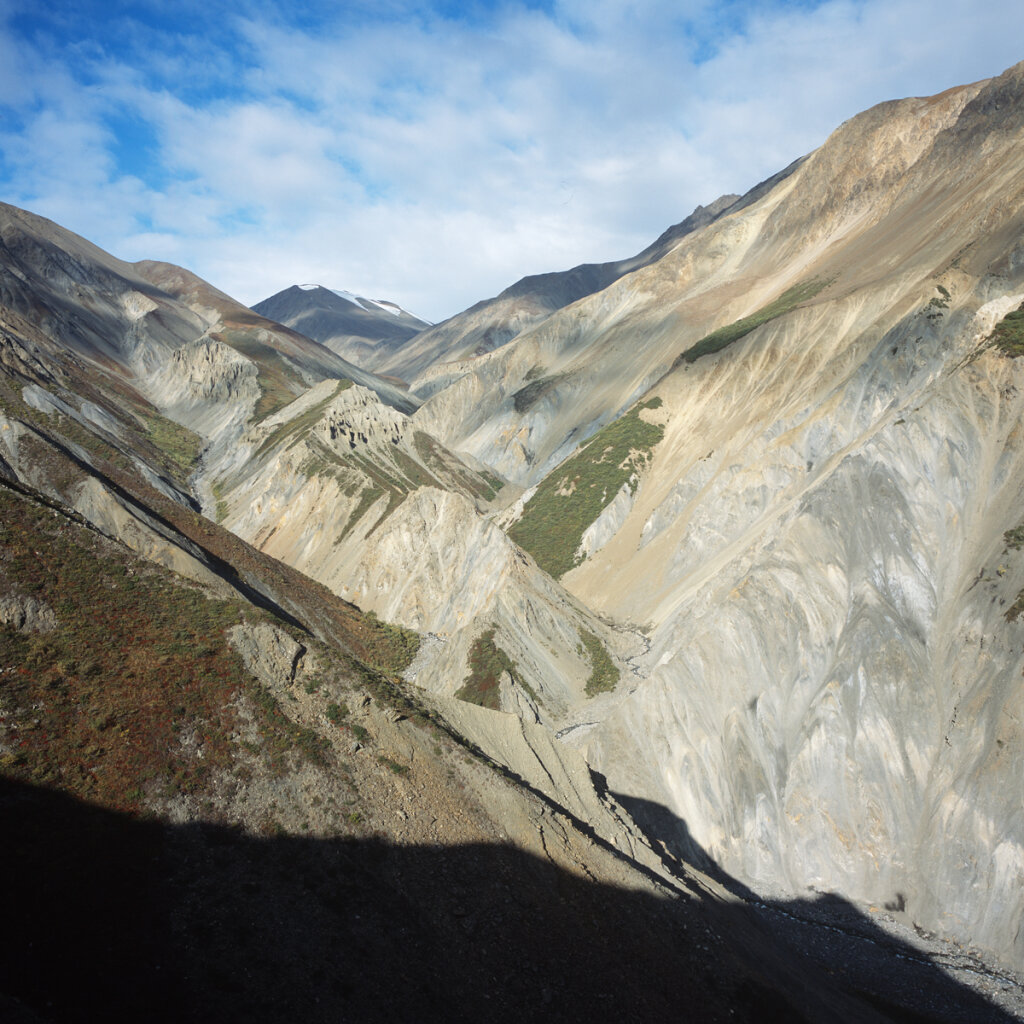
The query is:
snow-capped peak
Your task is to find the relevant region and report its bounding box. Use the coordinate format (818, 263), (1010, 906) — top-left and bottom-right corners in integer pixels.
(330, 289), (430, 324)
(288, 285), (430, 325)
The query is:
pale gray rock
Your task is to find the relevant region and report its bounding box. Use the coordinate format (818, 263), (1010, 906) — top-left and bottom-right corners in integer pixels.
(21, 384), (125, 440)
(228, 622), (306, 688)
(498, 670), (541, 724)
(147, 336), (260, 436)
(0, 594), (56, 633)
(572, 302), (1024, 966)
(575, 478), (635, 563)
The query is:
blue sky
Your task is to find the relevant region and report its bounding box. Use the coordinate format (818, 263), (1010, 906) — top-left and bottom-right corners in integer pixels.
(0, 1), (1020, 321)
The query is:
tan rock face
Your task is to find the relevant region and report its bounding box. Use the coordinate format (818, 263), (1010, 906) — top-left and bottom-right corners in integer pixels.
(550, 67), (1024, 966)
(308, 381), (414, 457)
(4, 62), (1024, 993)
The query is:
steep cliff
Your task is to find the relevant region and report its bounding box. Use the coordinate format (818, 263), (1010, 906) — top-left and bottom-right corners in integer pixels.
(523, 63), (1024, 967)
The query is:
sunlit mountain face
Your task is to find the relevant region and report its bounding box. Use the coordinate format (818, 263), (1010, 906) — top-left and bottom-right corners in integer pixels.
(3, 57), (1024, 1023)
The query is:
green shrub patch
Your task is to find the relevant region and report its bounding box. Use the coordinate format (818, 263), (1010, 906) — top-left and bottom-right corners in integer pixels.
(508, 399), (664, 579)
(677, 277), (831, 364)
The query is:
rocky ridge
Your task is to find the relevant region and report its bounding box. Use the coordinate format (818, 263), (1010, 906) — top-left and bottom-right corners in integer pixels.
(377, 191), (750, 390)
(1, 62), (1024, 1023)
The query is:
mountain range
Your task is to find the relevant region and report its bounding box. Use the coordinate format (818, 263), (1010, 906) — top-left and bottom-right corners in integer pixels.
(3, 60), (1024, 1022)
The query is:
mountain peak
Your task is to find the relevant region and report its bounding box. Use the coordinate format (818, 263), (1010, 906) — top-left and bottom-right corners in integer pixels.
(251, 285), (431, 372)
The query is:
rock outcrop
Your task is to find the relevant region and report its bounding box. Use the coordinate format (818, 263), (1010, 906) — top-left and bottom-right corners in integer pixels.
(228, 622), (308, 688)
(0, 593), (56, 633)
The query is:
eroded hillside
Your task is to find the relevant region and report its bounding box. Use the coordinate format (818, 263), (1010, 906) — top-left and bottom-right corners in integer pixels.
(3, 61), (1024, 1023)
(493, 62), (1024, 971)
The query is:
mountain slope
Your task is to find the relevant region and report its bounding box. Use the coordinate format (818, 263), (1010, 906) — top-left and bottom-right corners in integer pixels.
(409, 76), (1007, 491)
(0, 203), (417, 425)
(377, 191), (757, 389)
(491, 62), (1024, 968)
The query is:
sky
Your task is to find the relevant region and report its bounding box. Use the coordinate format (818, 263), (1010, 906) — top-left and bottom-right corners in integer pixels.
(0, 1), (1019, 323)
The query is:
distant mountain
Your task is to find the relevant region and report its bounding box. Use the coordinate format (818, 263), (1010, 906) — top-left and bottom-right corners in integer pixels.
(375, 176), (805, 390)
(252, 284), (430, 374)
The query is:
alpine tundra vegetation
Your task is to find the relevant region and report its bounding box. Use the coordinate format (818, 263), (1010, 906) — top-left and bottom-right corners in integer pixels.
(4, 55), (1024, 1024)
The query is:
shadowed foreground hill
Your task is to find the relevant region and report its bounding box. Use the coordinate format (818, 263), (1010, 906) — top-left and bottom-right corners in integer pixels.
(1, 776), (1015, 1024)
(0, 475), (1014, 1022)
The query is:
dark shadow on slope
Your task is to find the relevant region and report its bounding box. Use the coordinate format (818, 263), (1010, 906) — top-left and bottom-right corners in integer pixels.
(0, 777), (1016, 1024)
(613, 791), (1021, 1024)
(609, 784), (722, 878)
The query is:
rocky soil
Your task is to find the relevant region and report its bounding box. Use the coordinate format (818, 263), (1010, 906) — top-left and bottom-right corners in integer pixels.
(3, 63), (1024, 1024)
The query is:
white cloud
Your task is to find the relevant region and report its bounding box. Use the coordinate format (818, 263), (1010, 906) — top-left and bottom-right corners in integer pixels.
(0, 0), (1021, 322)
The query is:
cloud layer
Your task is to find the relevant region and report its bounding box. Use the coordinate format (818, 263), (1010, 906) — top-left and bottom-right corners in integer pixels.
(0, 0), (1019, 321)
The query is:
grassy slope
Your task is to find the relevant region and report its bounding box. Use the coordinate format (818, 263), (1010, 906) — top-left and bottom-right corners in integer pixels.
(991, 302), (1024, 357)
(508, 398), (664, 580)
(678, 278), (830, 364)
(455, 628), (519, 710)
(0, 483), (327, 813)
(579, 628), (620, 697)
(990, 308), (1024, 617)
